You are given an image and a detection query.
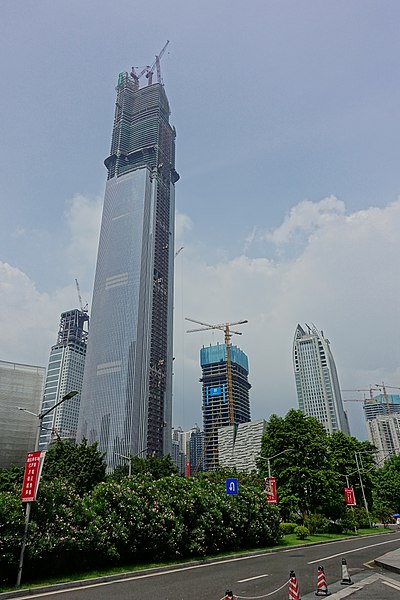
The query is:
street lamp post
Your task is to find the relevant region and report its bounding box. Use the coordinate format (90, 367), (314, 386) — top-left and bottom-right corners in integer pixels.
(266, 448), (291, 479)
(354, 451), (372, 528)
(18, 389), (79, 452)
(114, 447), (148, 477)
(16, 390), (78, 587)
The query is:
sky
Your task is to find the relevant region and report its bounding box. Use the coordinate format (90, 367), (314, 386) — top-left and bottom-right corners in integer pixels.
(1, 0), (400, 441)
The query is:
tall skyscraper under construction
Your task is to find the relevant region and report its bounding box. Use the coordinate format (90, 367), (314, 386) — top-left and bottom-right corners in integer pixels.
(39, 309), (88, 450)
(77, 51), (179, 469)
(293, 323), (350, 435)
(200, 343), (251, 471)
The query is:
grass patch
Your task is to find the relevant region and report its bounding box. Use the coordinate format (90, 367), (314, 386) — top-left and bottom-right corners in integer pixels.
(0, 527), (390, 593)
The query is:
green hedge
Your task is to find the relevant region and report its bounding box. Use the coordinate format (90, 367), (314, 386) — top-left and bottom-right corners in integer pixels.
(0, 475), (282, 585)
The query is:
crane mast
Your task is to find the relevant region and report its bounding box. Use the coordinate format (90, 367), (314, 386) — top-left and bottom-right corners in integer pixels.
(185, 317), (248, 426)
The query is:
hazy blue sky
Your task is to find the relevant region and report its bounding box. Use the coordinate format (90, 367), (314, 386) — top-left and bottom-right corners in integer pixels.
(1, 0), (400, 440)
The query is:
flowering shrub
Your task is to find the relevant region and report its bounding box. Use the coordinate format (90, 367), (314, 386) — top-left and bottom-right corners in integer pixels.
(0, 473), (282, 585)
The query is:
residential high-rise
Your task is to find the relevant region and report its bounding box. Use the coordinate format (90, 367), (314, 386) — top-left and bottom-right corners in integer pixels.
(200, 343), (251, 471)
(38, 309), (88, 450)
(77, 64), (179, 469)
(0, 360), (45, 468)
(293, 323), (350, 435)
(367, 415), (400, 465)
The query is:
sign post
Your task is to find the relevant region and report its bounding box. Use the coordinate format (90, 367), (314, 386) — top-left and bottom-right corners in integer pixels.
(16, 451), (46, 587)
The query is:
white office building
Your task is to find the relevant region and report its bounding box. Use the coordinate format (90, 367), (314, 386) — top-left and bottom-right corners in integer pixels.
(293, 323), (350, 435)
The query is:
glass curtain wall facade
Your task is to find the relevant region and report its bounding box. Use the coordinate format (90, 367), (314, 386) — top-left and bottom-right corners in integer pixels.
(39, 309), (88, 450)
(77, 71), (178, 469)
(200, 343), (251, 471)
(293, 323), (350, 435)
(0, 360), (45, 468)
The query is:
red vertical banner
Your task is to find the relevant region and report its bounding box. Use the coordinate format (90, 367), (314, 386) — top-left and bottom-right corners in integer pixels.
(21, 451), (46, 503)
(344, 487), (356, 506)
(265, 476), (278, 504)
(185, 458), (191, 477)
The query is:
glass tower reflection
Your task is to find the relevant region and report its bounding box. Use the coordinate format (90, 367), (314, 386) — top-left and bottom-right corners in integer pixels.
(77, 71), (179, 469)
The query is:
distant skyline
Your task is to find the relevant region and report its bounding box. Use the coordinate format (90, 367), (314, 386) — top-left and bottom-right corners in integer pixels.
(1, 1), (400, 441)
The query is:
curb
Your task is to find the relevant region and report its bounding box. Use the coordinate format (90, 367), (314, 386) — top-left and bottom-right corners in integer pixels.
(0, 531), (394, 599)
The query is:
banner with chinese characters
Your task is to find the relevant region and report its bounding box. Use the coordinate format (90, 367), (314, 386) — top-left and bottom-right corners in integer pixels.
(265, 476), (278, 504)
(21, 451), (46, 503)
(344, 487), (356, 506)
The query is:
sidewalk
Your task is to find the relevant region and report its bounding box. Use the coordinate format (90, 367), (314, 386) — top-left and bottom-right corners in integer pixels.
(301, 547), (400, 599)
(375, 547), (400, 574)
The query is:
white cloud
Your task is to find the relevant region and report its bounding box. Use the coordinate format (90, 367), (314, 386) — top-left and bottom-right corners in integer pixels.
(173, 197), (400, 440)
(1, 194), (399, 442)
(64, 194), (102, 286)
(264, 195), (346, 245)
(175, 211), (193, 240)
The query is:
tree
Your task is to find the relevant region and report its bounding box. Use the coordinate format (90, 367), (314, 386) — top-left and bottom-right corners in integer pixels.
(129, 455), (179, 479)
(258, 410), (343, 520)
(373, 454), (400, 515)
(41, 439), (106, 494)
(328, 431), (376, 510)
(0, 465), (24, 493)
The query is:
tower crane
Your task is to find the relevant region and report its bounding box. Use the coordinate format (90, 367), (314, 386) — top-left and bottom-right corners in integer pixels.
(185, 317), (248, 426)
(342, 387), (376, 400)
(75, 279), (88, 314)
(174, 246), (184, 259)
(374, 382), (400, 416)
(130, 40), (170, 87)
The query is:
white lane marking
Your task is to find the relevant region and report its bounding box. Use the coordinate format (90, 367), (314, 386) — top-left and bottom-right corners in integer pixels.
(237, 573), (269, 582)
(382, 580), (400, 590)
(308, 537), (400, 564)
(14, 535), (400, 599)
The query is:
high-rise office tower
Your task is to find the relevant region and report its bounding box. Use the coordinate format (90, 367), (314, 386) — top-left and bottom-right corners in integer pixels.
(38, 309), (88, 451)
(200, 343), (251, 471)
(0, 360), (45, 468)
(293, 323), (350, 435)
(77, 62), (179, 469)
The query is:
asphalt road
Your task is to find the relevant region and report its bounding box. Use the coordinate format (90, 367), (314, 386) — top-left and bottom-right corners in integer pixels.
(11, 532), (400, 600)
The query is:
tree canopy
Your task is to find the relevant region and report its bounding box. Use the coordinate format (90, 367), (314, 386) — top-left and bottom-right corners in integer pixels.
(41, 438), (106, 494)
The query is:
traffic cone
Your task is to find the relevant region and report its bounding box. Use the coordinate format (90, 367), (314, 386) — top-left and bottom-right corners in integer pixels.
(315, 565), (330, 596)
(340, 558), (353, 585)
(289, 570), (301, 600)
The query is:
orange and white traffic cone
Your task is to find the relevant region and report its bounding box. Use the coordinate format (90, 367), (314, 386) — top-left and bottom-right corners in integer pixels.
(315, 565), (330, 596)
(289, 570), (301, 600)
(340, 558), (353, 586)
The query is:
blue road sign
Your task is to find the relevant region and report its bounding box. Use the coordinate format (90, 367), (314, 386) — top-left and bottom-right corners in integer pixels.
(226, 478), (239, 495)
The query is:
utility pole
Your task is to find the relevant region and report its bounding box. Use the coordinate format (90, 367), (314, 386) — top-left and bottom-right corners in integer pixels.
(354, 452), (372, 528)
(16, 391), (78, 587)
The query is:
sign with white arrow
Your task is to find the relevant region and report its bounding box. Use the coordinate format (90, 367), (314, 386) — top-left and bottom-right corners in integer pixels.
(226, 478), (239, 495)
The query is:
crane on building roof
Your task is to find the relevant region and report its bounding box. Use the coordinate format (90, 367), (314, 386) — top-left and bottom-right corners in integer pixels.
(342, 383), (400, 415)
(75, 279), (88, 314)
(342, 387), (376, 400)
(131, 40), (170, 87)
(185, 317), (248, 426)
